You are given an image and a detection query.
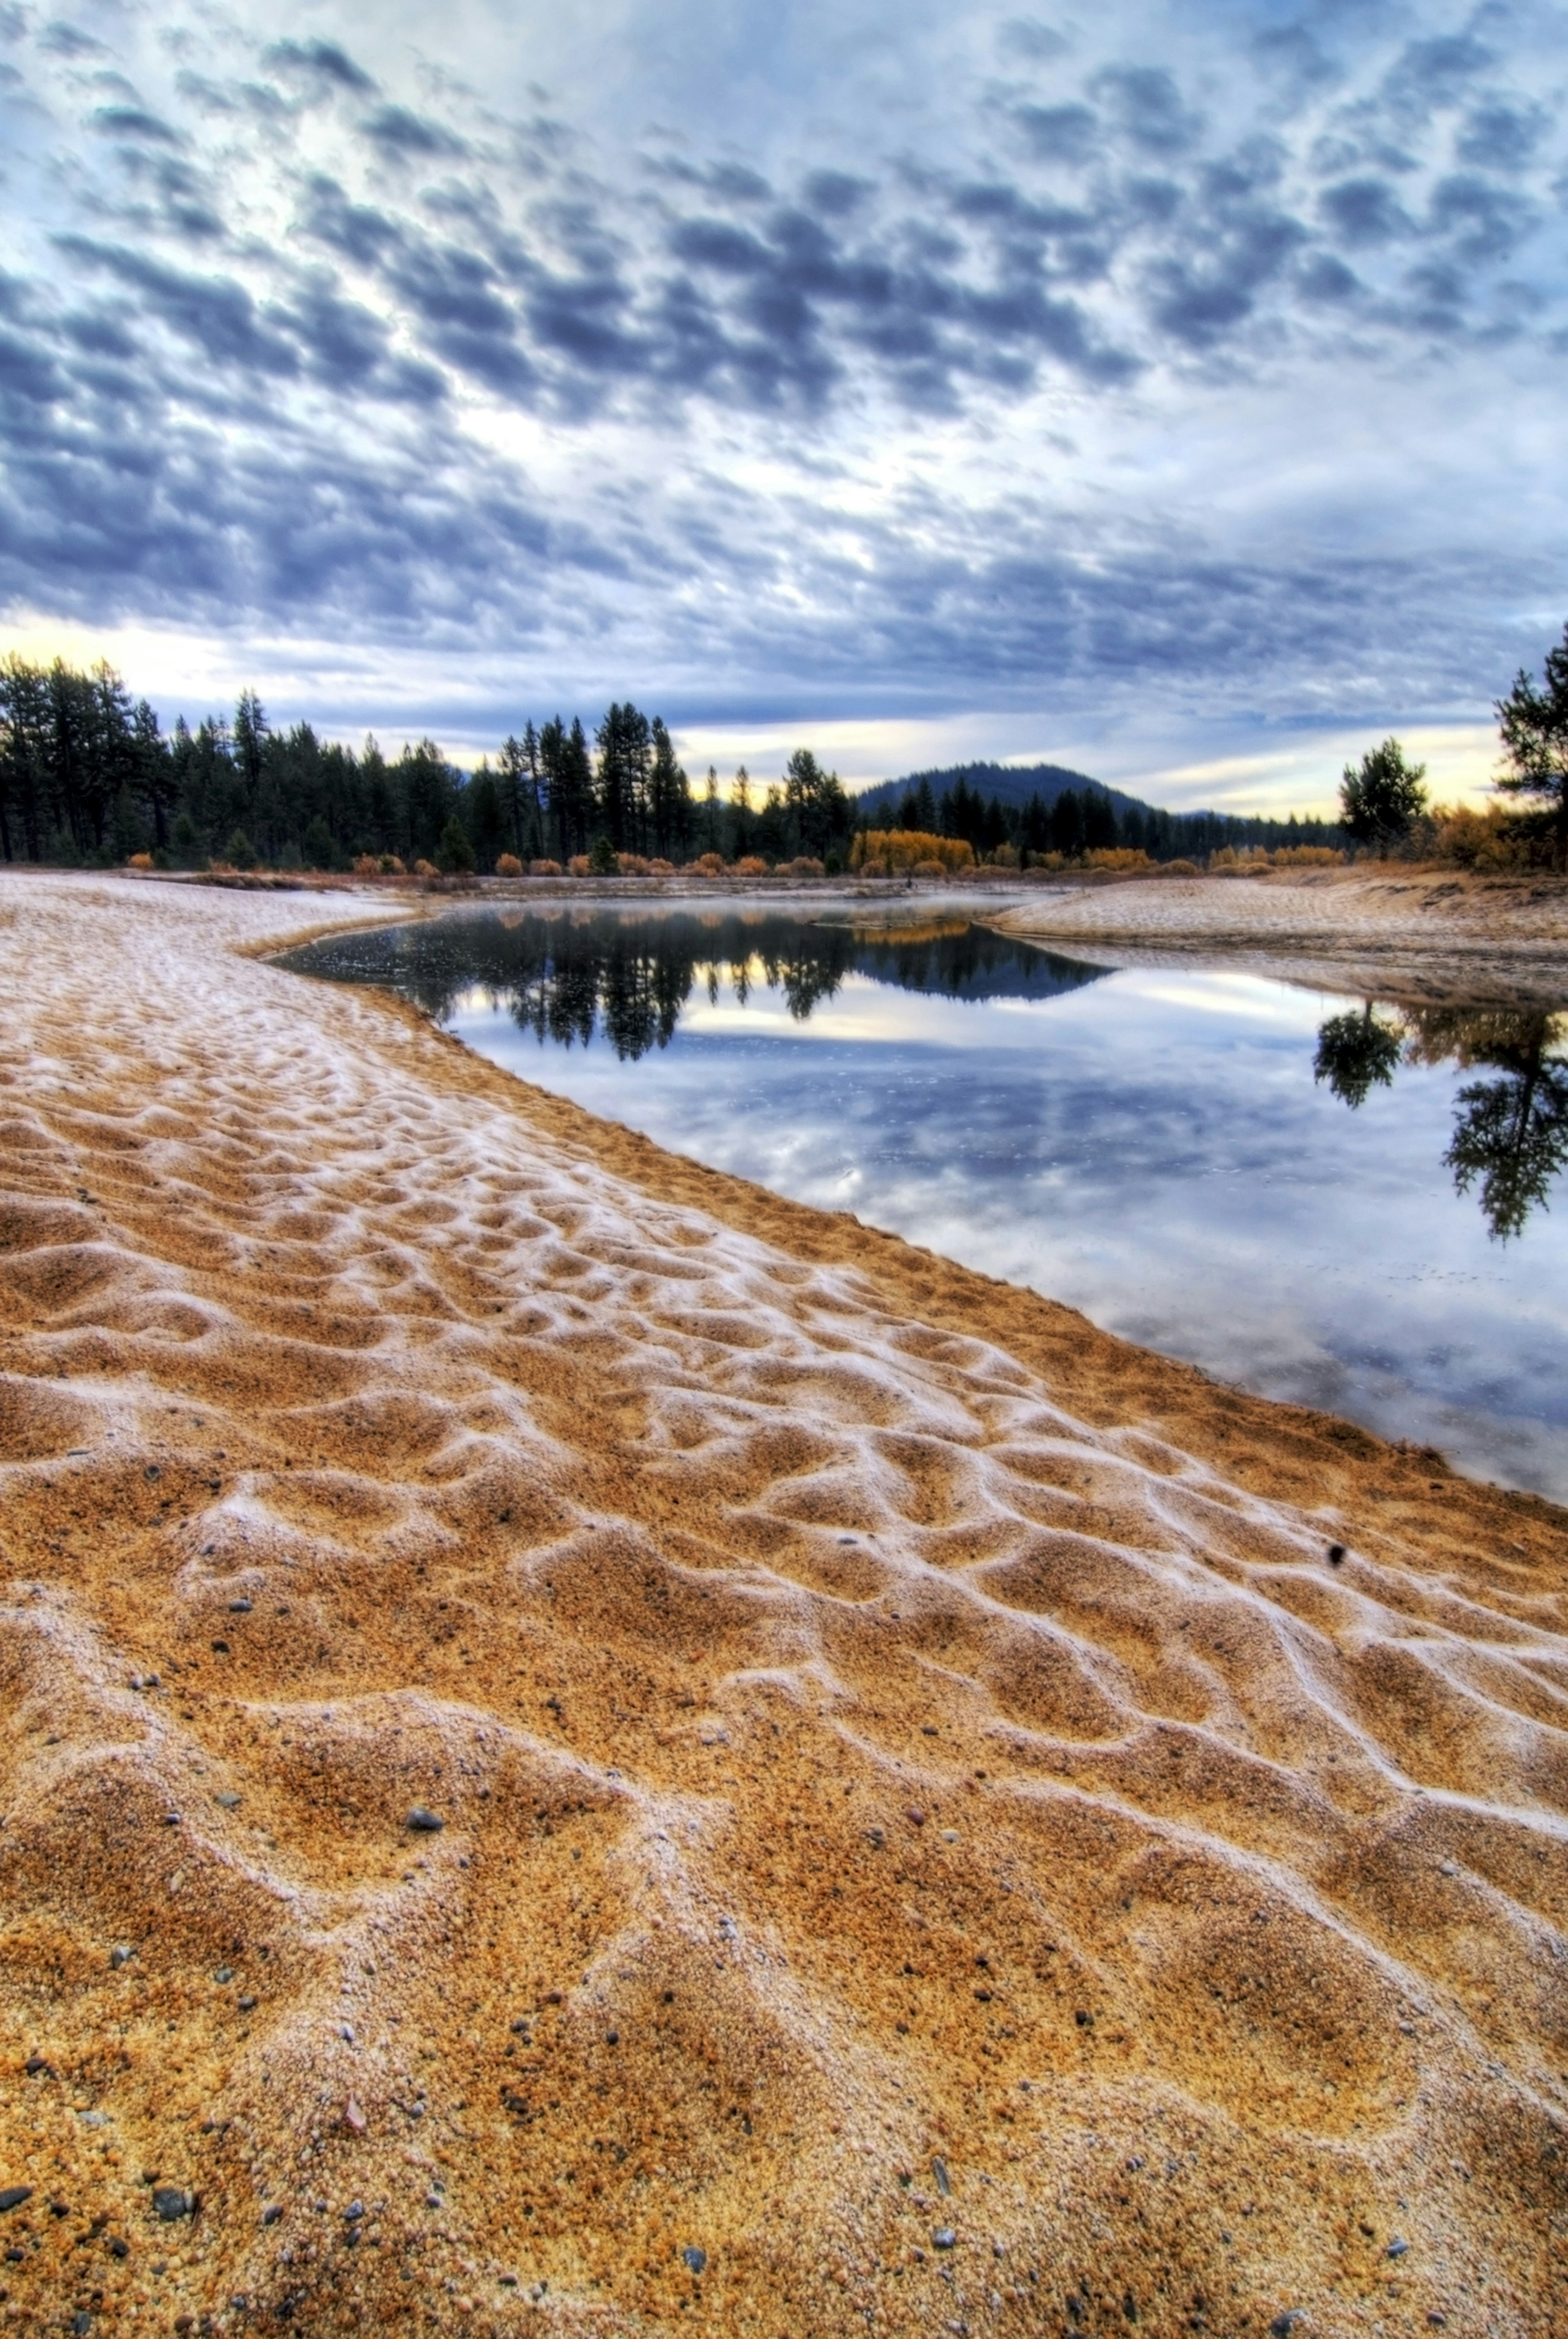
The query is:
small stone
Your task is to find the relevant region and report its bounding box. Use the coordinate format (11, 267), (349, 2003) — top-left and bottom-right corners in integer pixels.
(24, 2055), (48, 2076)
(682, 2245), (707, 2274)
(343, 2096), (366, 2135)
(932, 2228), (956, 2250)
(262, 2205), (283, 2225)
(107, 2237), (128, 2259)
(215, 1967), (233, 1985)
(73, 2313), (92, 2336)
(0, 2188), (32, 2213)
(340, 2024), (355, 2045)
(1439, 1862), (1458, 1878)
(152, 2187), (194, 2222)
(215, 1792), (241, 1810)
(1270, 2316), (1304, 2339)
(344, 2201), (364, 2222)
(1327, 1544), (1346, 1565)
(211, 1639), (229, 1655)
(933, 2156), (951, 2196)
(238, 1995), (258, 2013)
(425, 2191), (443, 2210)
(1386, 2239), (1410, 2259)
(906, 1807), (926, 1827)
(407, 1807), (444, 1833)
(110, 1946), (134, 1969)
(228, 1599), (253, 1614)
(940, 1829), (959, 1843)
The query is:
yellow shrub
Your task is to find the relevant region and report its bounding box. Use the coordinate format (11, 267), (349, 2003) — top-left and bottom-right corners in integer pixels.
(379, 854), (405, 875)
(567, 854), (591, 876)
(616, 851), (651, 874)
(1085, 847), (1152, 872)
(850, 830), (975, 873)
(413, 858), (439, 878)
(1154, 858), (1200, 877)
(530, 858), (562, 875)
(735, 855), (768, 876)
(495, 852), (523, 877)
(686, 852), (726, 876)
(1432, 802), (1534, 871)
(352, 854), (380, 876)
(127, 851), (153, 870)
(1271, 845), (1344, 867)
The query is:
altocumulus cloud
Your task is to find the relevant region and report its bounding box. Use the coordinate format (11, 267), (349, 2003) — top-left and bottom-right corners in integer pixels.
(0, 0), (1564, 742)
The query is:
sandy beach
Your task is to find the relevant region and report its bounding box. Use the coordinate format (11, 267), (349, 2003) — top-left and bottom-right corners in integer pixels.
(1, 871), (1565, 2338)
(990, 867), (1568, 1005)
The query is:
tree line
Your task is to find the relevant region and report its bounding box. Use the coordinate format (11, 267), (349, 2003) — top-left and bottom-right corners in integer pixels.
(4, 619), (1564, 874)
(0, 661), (855, 874)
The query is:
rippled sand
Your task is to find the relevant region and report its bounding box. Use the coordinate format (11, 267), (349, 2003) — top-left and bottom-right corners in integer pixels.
(0, 872), (1564, 2338)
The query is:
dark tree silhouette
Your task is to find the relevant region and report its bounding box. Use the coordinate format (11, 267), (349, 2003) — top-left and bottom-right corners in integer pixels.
(1339, 739), (1428, 856)
(1495, 620), (1568, 870)
(1440, 1014), (1568, 1241)
(1314, 1004), (1404, 1107)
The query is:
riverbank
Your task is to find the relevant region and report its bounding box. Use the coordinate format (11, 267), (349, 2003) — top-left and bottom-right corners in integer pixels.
(1, 872), (1564, 2337)
(988, 865), (1568, 1006)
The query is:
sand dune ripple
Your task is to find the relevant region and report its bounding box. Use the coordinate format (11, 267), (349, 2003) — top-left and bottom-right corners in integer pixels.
(0, 875), (1564, 2335)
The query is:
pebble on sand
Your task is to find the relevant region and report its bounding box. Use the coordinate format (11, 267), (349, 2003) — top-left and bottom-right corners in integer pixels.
(152, 2187), (194, 2222)
(407, 1807), (445, 1833)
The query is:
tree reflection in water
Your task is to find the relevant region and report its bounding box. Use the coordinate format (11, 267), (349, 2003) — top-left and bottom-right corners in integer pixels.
(1316, 1001), (1568, 1239)
(286, 908), (1105, 1063)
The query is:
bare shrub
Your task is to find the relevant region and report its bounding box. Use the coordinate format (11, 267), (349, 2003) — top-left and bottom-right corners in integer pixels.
(568, 854), (591, 877)
(495, 852), (523, 877)
(735, 855), (768, 876)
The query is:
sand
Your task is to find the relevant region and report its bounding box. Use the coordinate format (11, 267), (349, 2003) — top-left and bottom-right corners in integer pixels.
(989, 867), (1568, 1006)
(0, 869), (1564, 2339)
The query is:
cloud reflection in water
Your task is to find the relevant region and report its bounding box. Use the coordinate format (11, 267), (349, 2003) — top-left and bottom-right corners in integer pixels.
(287, 906), (1568, 1502)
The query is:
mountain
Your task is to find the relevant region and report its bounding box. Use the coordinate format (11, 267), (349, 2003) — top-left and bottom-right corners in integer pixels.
(854, 759), (1145, 821)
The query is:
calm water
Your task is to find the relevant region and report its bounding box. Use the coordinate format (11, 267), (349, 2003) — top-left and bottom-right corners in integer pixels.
(284, 904), (1568, 1504)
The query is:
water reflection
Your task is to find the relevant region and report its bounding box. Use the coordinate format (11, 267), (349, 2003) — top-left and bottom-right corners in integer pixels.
(289, 909), (1107, 1060)
(1316, 1004), (1568, 1239)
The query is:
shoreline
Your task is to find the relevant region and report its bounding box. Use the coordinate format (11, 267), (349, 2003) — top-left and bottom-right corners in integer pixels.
(0, 873), (1565, 2335)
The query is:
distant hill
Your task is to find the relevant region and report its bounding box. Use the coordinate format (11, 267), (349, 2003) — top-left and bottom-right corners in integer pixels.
(854, 760), (1146, 821)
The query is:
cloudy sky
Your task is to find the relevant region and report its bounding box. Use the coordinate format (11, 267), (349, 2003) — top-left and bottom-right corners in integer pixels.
(1, 0), (1564, 809)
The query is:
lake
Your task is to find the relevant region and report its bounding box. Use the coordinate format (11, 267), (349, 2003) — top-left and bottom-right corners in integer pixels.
(283, 902), (1568, 1504)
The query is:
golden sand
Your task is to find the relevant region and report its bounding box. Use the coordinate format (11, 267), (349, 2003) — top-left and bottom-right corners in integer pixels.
(0, 872), (1564, 2337)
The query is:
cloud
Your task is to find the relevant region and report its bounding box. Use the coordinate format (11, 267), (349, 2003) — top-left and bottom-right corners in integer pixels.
(0, 0), (1562, 762)
(261, 37), (374, 94)
(361, 102), (467, 160)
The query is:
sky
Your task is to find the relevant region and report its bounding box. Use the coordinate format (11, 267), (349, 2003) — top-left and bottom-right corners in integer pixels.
(1, 0), (1565, 813)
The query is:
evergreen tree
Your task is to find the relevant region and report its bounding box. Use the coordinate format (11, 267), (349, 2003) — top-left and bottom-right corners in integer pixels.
(1495, 621), (1568, 869)
(648, 718), (690, 858)
(467, 762), (506, 872)
(1339, 739), (1428, 857)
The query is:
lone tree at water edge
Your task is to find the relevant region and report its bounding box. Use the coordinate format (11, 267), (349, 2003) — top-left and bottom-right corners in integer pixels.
(1339, 739), (1428, 855)
(1496, 620), (1568, 871)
